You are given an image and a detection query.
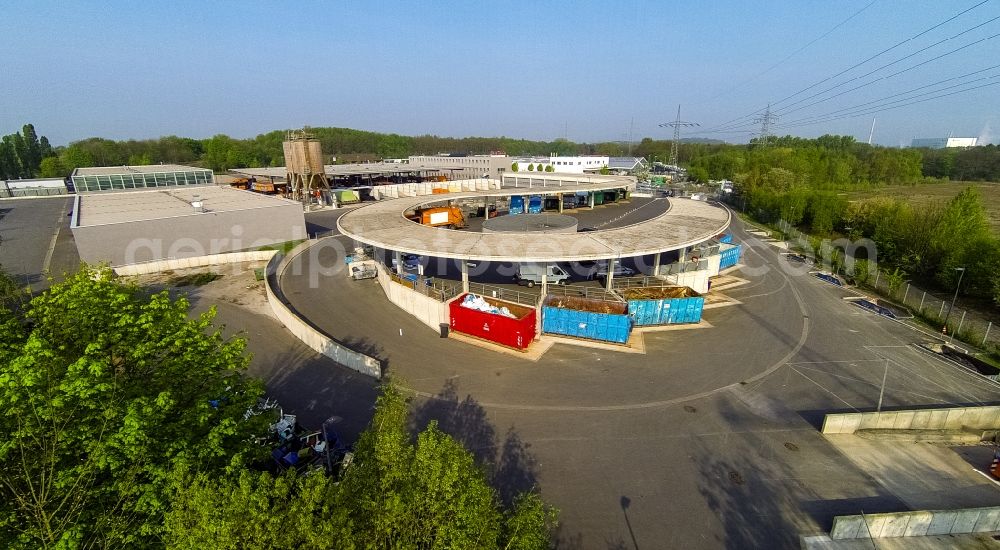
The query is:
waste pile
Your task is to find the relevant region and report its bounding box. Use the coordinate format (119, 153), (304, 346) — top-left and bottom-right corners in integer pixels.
(460, 293), (515, 318)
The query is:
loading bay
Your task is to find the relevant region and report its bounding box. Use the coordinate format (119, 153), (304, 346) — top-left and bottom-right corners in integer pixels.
(4, 193), (1000, 549)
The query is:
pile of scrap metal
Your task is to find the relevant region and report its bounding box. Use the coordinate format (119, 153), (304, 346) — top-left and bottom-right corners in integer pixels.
(245, 397), (354, 476)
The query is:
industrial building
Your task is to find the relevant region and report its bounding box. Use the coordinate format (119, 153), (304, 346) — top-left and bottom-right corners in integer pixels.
(406, 155), (512, 179)
(511, 155), (610, 174)
(71, 186), (305, 266)
(71, 164), (214, 193)
(0, 177), (68, 198)
(910, 137), (979, 149)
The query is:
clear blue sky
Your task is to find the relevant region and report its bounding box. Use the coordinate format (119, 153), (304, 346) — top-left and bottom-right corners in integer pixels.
(2, 0), (997, 147)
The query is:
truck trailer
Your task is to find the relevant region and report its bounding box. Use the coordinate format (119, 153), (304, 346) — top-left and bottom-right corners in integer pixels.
(406, 206), (468, 229)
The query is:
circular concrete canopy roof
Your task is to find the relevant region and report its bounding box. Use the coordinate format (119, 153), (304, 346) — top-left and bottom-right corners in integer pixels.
(337, 180), (731, 263)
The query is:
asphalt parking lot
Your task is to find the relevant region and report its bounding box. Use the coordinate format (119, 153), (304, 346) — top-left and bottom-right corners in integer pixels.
(280, 213), (1000, 548)
(11, 194), (1000, 548)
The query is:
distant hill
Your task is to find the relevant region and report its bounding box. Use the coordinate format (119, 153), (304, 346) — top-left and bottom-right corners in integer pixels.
(680, 137), (727, 144)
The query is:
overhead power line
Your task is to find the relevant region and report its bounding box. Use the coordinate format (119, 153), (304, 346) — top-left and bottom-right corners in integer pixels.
(774, 80), (1000, 129)
(658, 105), (699, 166)
(773, 19), (1000, 117)
(694, 0), (879, 107)
(775, 65), (1000, 126)
(699, 0), (993, 134)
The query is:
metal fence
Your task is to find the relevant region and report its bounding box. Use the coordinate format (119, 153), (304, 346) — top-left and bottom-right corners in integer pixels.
(0, 187), (68, 198)
(387, 272), (460, 302)
(466, 282), (541, 307)
(765, 219), (999, 353)
(546, 283), (623, 303)
(866, 271), (997, 351)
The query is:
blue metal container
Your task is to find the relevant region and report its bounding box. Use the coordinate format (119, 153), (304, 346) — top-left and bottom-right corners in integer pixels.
(527, 195), (543, 213)
(719, 234), (733, 244)
(719, 243), (741, 269)
(628, 296), (705, 326)
(542, 299), (631, 344)
(509, 196), (525, 215)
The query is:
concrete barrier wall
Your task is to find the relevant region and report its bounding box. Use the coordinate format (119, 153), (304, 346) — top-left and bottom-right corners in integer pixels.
(830, 507), (1000, 539)
(114, 250), (278, 276)
(376, 268), (448, 332)
(264, 241), (382, 379)
(822, 405), (1000, 434)
(666, 269), (710, 294)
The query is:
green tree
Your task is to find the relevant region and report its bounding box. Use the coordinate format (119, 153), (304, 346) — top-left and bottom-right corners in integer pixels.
(164, 469), (348, 550)
(38, 157), (67, 178)
(21, 124), (42, 174)
(0, 266), (266, 548)
(59, 145), (95, 172)
(336, 383), (556, 548)
(511, 162), (519, 172)
(166, 382), (557, 549)
(126, 152), (152, 166)
(527, 163), (535, 171)
(544, 164), (554, 172)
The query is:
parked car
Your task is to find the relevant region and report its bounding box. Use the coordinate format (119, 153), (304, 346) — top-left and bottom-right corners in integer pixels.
(391, 254), (421, 271)
(562, 194), (579, 209)
(587, 260), (635, 280)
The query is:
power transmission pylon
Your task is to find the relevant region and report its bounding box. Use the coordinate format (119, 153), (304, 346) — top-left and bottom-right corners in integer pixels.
(659, 105), (699, 167)
(752, 104), (778, 146)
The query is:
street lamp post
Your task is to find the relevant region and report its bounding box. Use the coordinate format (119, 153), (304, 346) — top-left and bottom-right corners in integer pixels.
(942, 267), (966, 335)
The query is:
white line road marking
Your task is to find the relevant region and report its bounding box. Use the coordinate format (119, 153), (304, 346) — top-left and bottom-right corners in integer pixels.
(42, 200), (68, 274)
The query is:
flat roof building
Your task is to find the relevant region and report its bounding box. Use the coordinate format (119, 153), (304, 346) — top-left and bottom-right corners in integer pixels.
(70, 186), (305, 266)
(1, 177), (68, 198)
(71, 164), (214, 193)
(910, 137), (979, 149)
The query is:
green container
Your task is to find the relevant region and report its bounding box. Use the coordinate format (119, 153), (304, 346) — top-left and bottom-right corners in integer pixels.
(592, 191), (604, 205)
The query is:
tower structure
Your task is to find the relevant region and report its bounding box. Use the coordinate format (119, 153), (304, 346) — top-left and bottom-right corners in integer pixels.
(658, 105), (699, 167)
(753, 104), (778, 147)
(283, 129), (330, 202)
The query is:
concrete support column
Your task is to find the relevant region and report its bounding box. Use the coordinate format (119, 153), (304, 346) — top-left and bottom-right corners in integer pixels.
(652, 252), (661, 276)
(541, 263), (548, 297)
(589, 192), (595, 208)
(679, 246), (687, 263)
(558, 193), (563, 213)
(393, 250), (402, 274)
(605, 265), (614, 291)
(417, 261), (424, 276)
(460, 260), (469, 292)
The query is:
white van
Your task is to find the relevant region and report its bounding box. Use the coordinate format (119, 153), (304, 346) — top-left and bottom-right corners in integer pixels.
(516, 263), (569, 287)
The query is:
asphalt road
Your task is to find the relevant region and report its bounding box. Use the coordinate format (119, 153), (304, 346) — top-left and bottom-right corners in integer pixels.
(12, 195), (1000, 547)
(279, 213), (1000, 548)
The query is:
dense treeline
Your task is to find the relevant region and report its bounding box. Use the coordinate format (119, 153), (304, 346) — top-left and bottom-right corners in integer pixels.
(921, 144), (1000, 181)
(40, 127), (593, 174)
(0, 267), (556, 549)
(713, 135), (1000, 307)
(0, 124), (55, 179)
(843, 187), (1000, 304)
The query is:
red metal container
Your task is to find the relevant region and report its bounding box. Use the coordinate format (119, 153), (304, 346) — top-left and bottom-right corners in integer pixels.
(449, 293), (537, 350)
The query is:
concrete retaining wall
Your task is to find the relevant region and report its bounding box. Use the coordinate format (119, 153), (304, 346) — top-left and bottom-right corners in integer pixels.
(376, 268), (449, 332)
(822, 405), (1000, 434)
(114, 250), (278, 276)
(830, 507), (1000, 539)
(666, 269), (710, 294)
(265, 241), (382, 378)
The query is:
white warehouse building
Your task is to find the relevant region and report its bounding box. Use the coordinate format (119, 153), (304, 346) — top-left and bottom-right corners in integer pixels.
(512, 155), (609, 174)
(910, 137), (979, 149)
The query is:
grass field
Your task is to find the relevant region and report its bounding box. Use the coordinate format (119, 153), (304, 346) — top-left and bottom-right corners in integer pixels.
(847, 181), (1000, 233)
